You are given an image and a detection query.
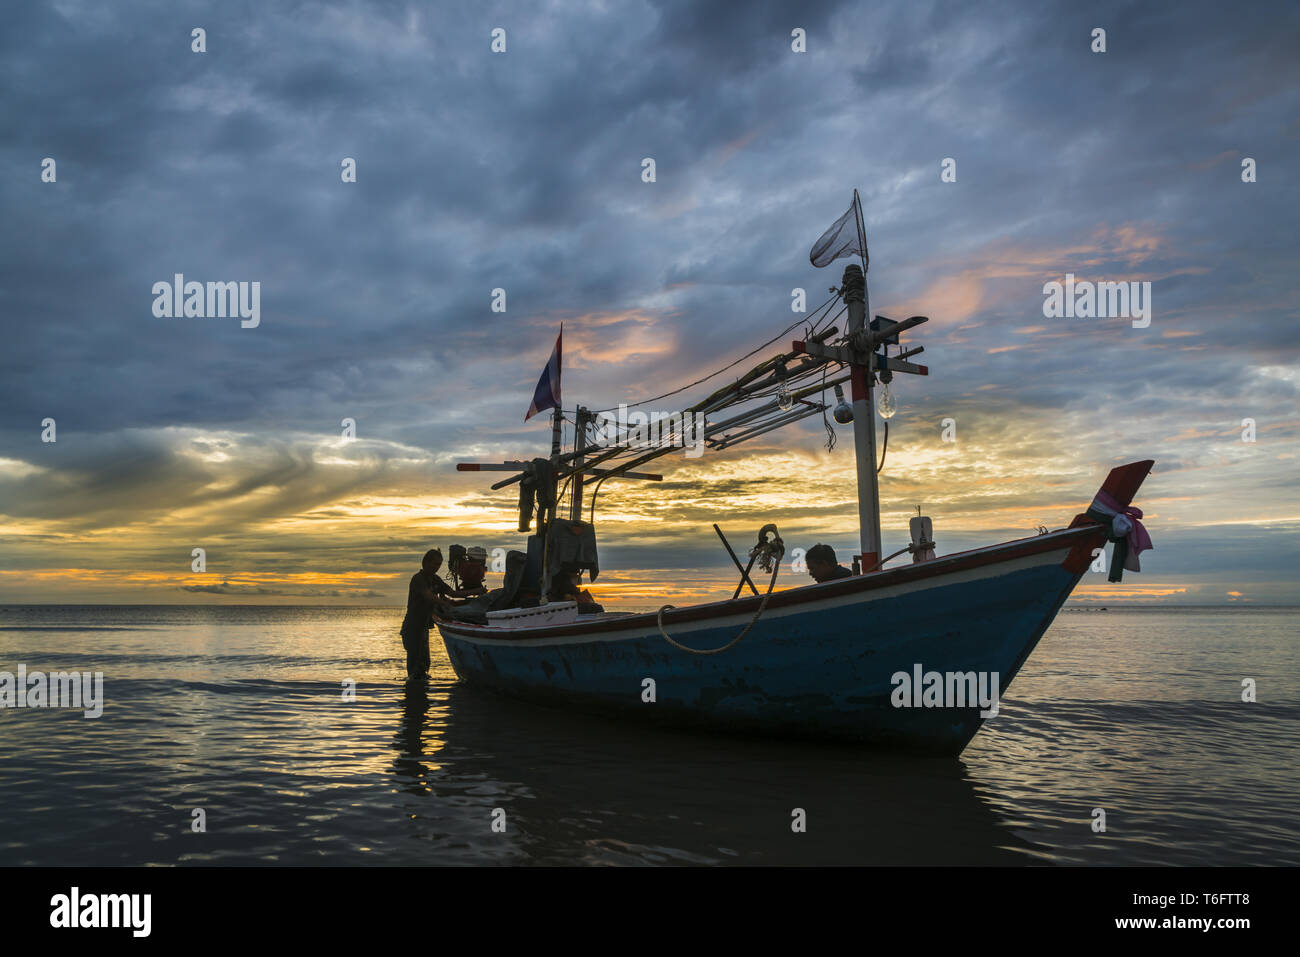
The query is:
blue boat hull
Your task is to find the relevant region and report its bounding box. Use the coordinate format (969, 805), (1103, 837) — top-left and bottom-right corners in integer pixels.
(437, 527), (1102, 755)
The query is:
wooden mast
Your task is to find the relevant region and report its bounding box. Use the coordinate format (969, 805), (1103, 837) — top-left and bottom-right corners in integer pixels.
(549, 405), (563, 459)
(841, 264), (881, 568)
(569, 407), (589, 521)
(793, 237), (929, 574)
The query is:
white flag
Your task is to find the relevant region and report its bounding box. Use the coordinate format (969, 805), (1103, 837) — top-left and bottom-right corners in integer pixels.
(810, 193), (867, 268)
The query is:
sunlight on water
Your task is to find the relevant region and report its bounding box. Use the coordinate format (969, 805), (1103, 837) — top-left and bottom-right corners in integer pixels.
(0, 605), (1295, 865)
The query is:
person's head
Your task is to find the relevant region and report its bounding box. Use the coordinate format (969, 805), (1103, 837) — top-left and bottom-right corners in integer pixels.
(547, 572), (577, 601)
(806, 543), (838, 582)
(422, 548), (443, 574)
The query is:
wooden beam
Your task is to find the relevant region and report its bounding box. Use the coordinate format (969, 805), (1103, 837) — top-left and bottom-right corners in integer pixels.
(794, 339), (854, 364)
(876, 355), (929, 376)
(457, 462), (526, 471)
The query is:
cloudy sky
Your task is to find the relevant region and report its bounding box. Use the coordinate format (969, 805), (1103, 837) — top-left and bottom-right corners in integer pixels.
(2, 0), (1297, 607)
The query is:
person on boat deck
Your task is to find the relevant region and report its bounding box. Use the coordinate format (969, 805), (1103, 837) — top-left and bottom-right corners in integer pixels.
(547, 570), (605, 615)
(400, 549), (475, 680)
(806, 543), (853, 583)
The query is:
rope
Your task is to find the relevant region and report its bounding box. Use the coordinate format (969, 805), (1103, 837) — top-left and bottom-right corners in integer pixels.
(555, 473), (573, 514)
(656, 560), (780, 655)
(820, 362), (836, 452)
(860, 544), (915, 574)
(589, 294), (840, 414)
(877, 419), (888, 473)
(588, 474), (608, 525)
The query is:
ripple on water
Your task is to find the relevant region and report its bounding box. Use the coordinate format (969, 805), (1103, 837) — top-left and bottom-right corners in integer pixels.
(1, 605), (1297, 864)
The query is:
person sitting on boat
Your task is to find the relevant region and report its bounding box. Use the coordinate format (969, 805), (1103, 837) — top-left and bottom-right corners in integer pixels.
(806, 543), (853, 583)
(547, 569), (605, 615)
(400, 548), (471, 680)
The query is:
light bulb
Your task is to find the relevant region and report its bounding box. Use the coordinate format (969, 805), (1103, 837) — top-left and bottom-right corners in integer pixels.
(774, 359), (792, 411)
(877, 382), (897, 419)
(832, 383), (853, 424)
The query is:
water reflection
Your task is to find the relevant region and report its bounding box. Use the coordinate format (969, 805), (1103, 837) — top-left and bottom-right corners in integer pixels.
(3, 606), (1294, 865)
(392, 679), (434, 797)
(397, 680), (1043, 865)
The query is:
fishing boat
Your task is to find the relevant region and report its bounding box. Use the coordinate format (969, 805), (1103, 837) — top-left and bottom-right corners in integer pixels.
(436, 192), (1154, 755)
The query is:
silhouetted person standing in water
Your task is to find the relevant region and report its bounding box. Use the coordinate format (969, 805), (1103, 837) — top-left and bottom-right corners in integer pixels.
(401, 549), (453, 681)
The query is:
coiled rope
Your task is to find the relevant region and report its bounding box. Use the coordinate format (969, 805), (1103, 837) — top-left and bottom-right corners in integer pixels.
(656, 561), (780, 655)
(656, 524), (783, 655)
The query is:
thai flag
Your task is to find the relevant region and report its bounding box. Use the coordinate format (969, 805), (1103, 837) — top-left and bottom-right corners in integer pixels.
(524, 327), (562, 421)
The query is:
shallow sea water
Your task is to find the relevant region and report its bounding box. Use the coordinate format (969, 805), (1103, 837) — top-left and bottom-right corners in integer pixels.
(0, 605), (1295, 865)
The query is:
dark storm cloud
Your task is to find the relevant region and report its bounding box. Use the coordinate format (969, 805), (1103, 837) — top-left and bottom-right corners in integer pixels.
(3, 0), (1296, 446)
